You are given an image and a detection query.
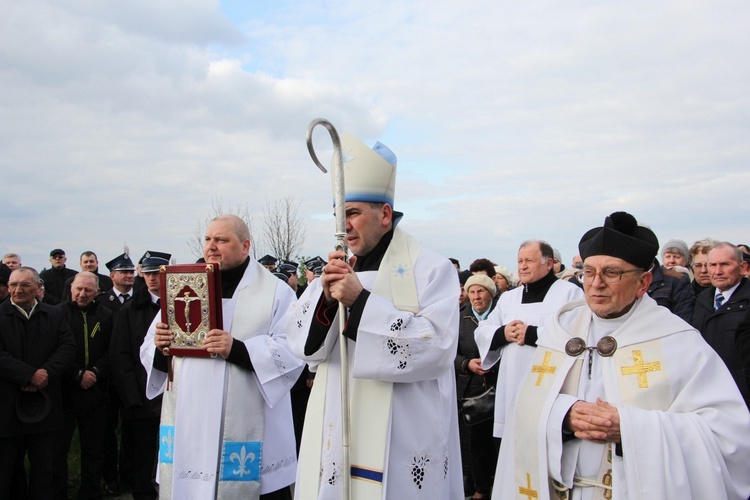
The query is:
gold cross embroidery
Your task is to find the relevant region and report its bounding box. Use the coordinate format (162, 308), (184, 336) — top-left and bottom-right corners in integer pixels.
(532, 351), (557, 386)
(620, 350), (661, 388)
(519, 472), (539, 499)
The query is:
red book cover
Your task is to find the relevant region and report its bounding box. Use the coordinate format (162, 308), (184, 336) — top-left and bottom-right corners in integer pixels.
(159, 263), (223, 358)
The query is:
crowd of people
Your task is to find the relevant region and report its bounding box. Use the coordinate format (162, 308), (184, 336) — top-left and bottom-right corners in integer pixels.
(2, 132), (750, 500)
(454, 234), (750, 499)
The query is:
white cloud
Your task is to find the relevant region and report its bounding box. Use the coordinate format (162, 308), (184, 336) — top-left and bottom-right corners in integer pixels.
(1, 0), (749, 273)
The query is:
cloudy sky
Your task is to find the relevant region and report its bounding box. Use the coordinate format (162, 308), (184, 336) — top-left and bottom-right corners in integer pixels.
(2, 0), (749, 275)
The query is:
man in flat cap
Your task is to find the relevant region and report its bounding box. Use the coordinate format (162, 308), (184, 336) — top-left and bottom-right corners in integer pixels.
(287, 133), (462, 499)
(492, 212), (750, 499)
(40, 248), (78, 305)
(110, 251), (170, 500)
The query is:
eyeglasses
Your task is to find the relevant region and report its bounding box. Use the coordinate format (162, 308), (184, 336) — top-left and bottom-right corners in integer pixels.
(581, 267), (641, 284)
(8, 282), (38, 289)
(50, 255), (65, 259)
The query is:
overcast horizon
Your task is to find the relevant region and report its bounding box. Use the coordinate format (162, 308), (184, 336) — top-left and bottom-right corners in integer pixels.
(2, 1), (749, 275)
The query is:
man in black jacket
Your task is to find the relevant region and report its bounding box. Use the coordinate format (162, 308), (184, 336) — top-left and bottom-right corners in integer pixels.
(110, 251), (170, 500)
(40, 248), (78, 305)
(59, 272), (113, 499)
(0, 267), (76, 499)
(691, 242), (750, 407)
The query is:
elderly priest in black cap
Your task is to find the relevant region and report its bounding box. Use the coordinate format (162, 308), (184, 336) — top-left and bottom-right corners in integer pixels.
(491, 211), (750, 500)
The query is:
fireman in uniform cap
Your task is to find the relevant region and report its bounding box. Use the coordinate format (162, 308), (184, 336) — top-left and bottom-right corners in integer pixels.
(110, 251), (171, 500)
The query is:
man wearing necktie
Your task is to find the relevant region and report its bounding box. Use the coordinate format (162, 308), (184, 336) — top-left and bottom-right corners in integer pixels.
(101, 253), (137, 313)
(691, 242), (750, 407)
(99, 252), (137, 494)
(110, 251), (171, 500)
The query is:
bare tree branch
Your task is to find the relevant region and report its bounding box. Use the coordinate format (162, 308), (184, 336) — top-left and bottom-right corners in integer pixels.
(186, 196), (255, 261)
(259, 195), (306, 261)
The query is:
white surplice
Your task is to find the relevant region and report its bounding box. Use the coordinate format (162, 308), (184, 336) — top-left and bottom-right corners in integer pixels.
(493, 295), (750, 500)
(474, 279), (583, 437)
(286, 243), (462, 500)
(140, 260), (304, 499)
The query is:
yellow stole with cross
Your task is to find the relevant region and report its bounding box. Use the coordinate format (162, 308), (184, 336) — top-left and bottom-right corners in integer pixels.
(512, 298), (672, 500)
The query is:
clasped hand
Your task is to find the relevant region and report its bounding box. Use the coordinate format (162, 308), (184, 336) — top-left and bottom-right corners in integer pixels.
(504, 320), (529, 345)
(321, 251), (363, 308)
(565, 398), (621, 443)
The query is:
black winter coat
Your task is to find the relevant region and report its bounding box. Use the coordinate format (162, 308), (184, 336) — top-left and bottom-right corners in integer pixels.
(647, 261), (695, 323)
(39, 267), (78, 305)
(691, 278), (750, 407)
(110, 289), (163, 419)
(60, 300), (113, 411)
(455, 302), (497, 399)
(0, 300), (76, 436)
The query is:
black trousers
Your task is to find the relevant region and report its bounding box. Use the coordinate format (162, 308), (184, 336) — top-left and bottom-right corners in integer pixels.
(60, 404), (107, 499)
(121, 416), (159, 500)
(102, 386), (123, 486)
(467, 419), (499, 495)
(0, 431), (66, 500)
(261, 485), (293, 500)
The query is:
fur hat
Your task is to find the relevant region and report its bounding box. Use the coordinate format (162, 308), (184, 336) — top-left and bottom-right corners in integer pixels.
(494, 265), (513, 286)
(464, 274), (497, 298)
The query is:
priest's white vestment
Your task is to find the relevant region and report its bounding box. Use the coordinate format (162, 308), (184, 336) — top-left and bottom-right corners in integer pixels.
(493, 295), (750, 500)
(286, 234), (462, 500)
(474, 279), (583, 437)
(140, 260), (304, 499)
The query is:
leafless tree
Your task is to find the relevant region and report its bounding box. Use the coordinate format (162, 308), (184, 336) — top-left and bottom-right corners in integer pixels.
(259, 195), (306, 261)
(186, 197), (254, 260)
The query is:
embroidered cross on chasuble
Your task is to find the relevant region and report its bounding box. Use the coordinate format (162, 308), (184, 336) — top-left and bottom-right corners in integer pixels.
(620, 349), (661, 389)
(512, 334), (671, 500)
(532, 351), (558, 386)
(519, 472), (539, 499)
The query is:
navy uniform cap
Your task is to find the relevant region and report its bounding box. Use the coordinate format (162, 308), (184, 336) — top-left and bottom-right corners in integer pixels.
(311, 265), (324, 277)
(280, 259), (298, 270)
(272, 271), (289, 283)
(140, 251), (172, 273)
(105, 253), (136, 272)
(259, 254), (277, 266)
(278, 261), (298, 278)
(305, 256), (325, 269)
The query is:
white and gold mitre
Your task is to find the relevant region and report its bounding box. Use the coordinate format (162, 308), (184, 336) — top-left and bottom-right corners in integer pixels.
(334, 132), (397, 207)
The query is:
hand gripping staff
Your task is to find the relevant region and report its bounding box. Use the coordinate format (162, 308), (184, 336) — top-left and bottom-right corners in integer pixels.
(305, 118), (351, 500)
